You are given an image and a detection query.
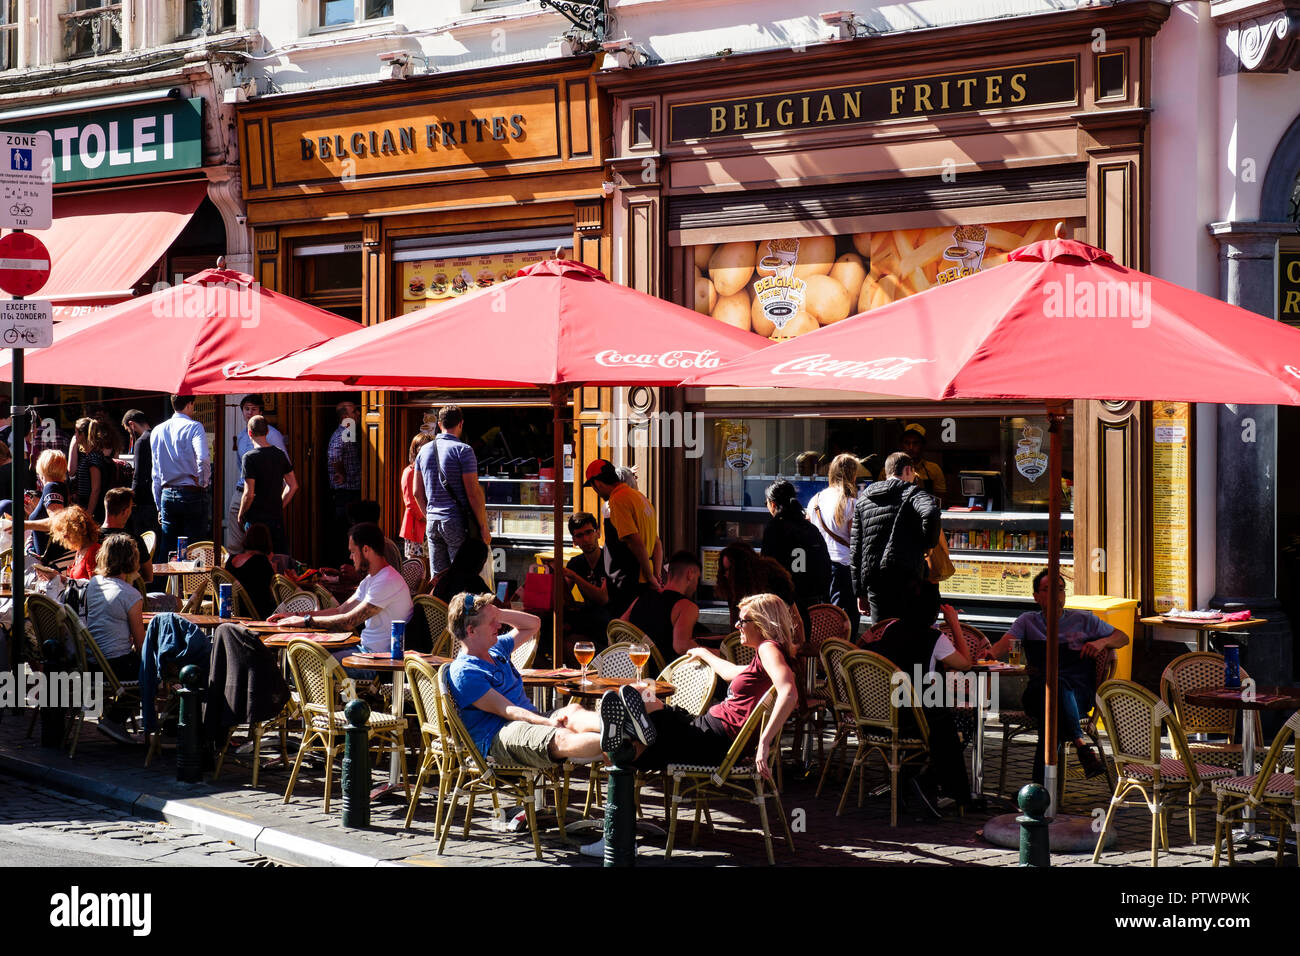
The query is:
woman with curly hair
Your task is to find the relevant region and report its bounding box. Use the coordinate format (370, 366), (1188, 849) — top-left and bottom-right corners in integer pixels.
(35, 505), (101, 582)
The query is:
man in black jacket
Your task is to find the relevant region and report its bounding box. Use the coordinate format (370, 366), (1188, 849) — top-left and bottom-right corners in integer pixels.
(850, 452), (941, 625)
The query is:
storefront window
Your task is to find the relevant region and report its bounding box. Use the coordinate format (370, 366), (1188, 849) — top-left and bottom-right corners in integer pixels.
(294, 237), (364, 320)
(392, 230), (572, 316)
(696, 412), (1074, 601)
(691, 219), (1060, 342)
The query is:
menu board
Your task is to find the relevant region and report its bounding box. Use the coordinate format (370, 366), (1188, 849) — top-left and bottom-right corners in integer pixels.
(1151, 402), (1192, 612)
(700, 547), (723, 587)
(691, 219), (1063, 341)
(399, 247), (573, 316)
(943, 558), (1075, 601)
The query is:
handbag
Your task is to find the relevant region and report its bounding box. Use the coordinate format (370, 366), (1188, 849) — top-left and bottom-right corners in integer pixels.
(926, 529), (956, 583)
(522, 564), (554, 612)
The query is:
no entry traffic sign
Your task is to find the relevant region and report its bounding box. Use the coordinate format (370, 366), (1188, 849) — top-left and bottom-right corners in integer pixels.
(0, 231), (51, 296)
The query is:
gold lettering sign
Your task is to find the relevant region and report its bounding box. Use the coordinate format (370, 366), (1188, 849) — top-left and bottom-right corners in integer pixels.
(265, 85), (562, 186)
(669, 59), (1077, 142)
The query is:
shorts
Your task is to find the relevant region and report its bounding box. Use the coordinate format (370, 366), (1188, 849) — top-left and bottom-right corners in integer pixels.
(489, 719), (560, 770)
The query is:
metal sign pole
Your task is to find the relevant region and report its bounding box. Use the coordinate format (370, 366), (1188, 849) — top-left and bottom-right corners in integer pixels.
(11, 327), (24, 668)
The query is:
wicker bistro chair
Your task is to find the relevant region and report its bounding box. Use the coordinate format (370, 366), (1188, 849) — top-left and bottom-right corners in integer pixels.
(815, 637), (860, 797)
(792, 603), (852, 760)
(807, 603), (852, 649)
(1091, 679), (1233, 867)
(208, 567), (259, 619)
(1159, 652), (1290, 771)
(1212, 713), (1300, 867)
(720, 631), (753, 667)
(272, 591), (320, 617)
(400, 558), (426, 595)
(837, 649), (931, 826)
(311, 584), (339, 609)
(270, 574), (298, 607)
(282, 638), (408, 812)
(414, 595), (450, 654)
(510, 637), (539, 672)
(403, 657), (454, 835)
(605, 620), (667, 672)
(62, 607), (146, 759)
(860, 617), (900, 647)
(659, 654), (718, 717)
(140, 530), (157, 560)
(178, 542), (224, 611)
(591, 641), (642, 680)
(664, 687), (793, 865)
(434, 663), (571, 860)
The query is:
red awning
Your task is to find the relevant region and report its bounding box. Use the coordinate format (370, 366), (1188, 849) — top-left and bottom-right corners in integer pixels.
(2, 179), (207, 316)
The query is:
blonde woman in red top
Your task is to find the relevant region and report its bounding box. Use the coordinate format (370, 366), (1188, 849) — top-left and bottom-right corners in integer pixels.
(400, 432), (434, 562)
(603, 592), (799, 779)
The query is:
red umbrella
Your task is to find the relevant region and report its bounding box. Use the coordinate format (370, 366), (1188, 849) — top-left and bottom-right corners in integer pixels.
(241, 258), (769, 662)
(685, 235), (1300, 811)
(0, 268), (360, 393)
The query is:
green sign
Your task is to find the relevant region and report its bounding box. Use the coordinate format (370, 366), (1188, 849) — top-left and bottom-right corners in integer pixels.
(0, 97), (203, 184)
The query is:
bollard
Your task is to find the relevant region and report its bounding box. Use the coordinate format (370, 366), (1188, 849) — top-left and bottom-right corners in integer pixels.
(342, 698), (371, 829)
(40, 638), (63, 749)
(603, 741), (637, 867)
(1017, 783), (1051, 867)
(176, 665), (203, 783)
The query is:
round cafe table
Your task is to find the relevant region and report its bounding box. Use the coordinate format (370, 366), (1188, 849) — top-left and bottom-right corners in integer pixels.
(555, 675), (675, 703)
(1184, 684), (1300, 837)
(968, 660), (1027, 800)
(337, 652), (450, 800)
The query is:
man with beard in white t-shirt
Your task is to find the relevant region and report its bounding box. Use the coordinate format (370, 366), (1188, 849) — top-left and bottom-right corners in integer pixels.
(270, 521), (413, 653)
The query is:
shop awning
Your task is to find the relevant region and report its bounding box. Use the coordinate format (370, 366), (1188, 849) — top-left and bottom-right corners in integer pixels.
(2, 179), (207, 317)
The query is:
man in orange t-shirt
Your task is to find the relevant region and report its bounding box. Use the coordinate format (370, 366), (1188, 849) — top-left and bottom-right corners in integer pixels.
(583, 459), (662, 594)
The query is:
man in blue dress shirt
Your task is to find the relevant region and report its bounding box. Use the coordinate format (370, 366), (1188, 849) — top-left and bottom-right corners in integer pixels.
(150, 394), (211, 562)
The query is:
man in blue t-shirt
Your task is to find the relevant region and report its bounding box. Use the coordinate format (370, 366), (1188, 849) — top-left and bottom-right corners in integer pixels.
(413, 405), (491, 579)
(445, 594), (643, 768)
(990, 569), (1128, 782)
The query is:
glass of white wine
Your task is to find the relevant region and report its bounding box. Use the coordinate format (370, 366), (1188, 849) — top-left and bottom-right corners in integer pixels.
(574, 641), (595, 686)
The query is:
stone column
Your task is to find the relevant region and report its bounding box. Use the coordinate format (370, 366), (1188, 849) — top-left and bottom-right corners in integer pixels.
(1208, 221), (1295, 687)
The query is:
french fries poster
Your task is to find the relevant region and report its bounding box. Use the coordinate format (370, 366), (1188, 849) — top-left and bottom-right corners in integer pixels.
(692, 220), (1057, 340)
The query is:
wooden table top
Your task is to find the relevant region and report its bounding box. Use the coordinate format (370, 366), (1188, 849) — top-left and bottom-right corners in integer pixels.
(340, 652), (450, 672)
(969, 661), (1027, 674)
(1185, 685), (1300, 711)
(556, 676), (675, 701)
(520, 668), (588, 686)
(1140, 615), (1268, 631)
(262, 631), (359, 649)
(143, 612), (255, 628)
(152, 562), (210, 575)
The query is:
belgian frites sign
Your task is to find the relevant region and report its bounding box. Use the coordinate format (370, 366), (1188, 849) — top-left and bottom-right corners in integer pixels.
(669, 59), (1077, 142)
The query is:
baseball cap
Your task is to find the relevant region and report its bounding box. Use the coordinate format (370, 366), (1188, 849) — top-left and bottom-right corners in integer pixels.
(903, 423), (926, 439)
(583, 458), (619, 488)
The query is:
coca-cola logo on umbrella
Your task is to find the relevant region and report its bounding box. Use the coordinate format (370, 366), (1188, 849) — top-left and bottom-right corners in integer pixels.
(770, 355), (933, 380)
(1286, 364), (1300, 380)
(595, 349), (722, 370)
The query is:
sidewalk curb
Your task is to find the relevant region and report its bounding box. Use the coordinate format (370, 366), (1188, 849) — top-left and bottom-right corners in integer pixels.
(0, 750), (406, 867)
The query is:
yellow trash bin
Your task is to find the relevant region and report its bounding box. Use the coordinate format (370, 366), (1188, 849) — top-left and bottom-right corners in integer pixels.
(1064, 594), (1139, 681)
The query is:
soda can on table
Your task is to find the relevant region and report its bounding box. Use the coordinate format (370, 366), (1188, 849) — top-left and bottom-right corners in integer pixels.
(218, 583), (233, 619)
(176, 537), (189, 562)
(1223, 644), (1241, 688)
(390, 620), (405, 660)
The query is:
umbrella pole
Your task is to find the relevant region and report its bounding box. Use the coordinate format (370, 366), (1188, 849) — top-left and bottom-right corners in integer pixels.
(551, 385), (567, 668)
(213, 396), (224, 564)
(1043, 403), (1065, 816)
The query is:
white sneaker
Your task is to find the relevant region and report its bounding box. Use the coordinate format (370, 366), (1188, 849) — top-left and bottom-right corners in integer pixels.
(579, 836), (606, 858)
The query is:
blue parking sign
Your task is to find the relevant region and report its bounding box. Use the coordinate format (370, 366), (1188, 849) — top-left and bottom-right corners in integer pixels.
(10, 147), (31, 171)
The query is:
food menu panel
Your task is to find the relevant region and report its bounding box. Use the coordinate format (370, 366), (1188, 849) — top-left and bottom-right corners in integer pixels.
(944, 558), (1075, 601)
(1151, 402), (1192, 612)
(399, 247), (574, 315)
(691, 220), (1062, 341)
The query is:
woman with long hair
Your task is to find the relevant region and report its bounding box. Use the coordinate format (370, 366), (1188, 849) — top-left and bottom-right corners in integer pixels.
(34, 505), (101, 582)
(226, 522), (278, 619)
(400, 431), (434, 562)
(601, 592), (799, 777)
(71, 418), (113, 524)
(761, 479), (831, 641)
(85, 532), (145, 742)
(806, 453), (861, 635)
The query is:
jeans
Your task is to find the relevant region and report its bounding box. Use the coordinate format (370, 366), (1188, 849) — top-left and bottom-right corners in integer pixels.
(1022, 675), (1093, 784)
(226, 489), (247, 553)
(426, 514), (467, 578)
(829, 561), (860, 637)
(158, 487), (209, 563)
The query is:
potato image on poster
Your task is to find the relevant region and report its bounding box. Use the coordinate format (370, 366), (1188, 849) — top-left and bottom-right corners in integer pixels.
(773, 311), (819, 338)
(830, 252), (867, 304)
(852, 233), (872, 259)
(709, 242), (757, 297)
(695, 275), (718, 315)
(712, 289), (752, 332)
(792, 236), (836, 279)
(749, 289), (776, 337)
(804, 274), (852, 325)
(694, 244), (715, 272)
